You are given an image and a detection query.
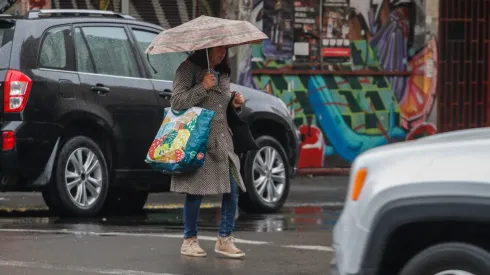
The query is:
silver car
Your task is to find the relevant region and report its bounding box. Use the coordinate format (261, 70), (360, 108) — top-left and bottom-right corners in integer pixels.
(331, 127), (490, 275)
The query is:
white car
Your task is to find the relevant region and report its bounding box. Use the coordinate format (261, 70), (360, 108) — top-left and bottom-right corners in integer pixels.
(331, 127), (490, 275)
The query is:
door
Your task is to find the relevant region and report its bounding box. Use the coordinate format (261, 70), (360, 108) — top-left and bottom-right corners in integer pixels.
(438, 0), (490, 132)
(31, 25), (83, 174)
(129, 27), (189, 116)
(73, 24), (162, 170)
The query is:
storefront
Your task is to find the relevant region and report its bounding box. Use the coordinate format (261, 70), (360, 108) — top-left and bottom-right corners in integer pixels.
(239, 0), (439, 170)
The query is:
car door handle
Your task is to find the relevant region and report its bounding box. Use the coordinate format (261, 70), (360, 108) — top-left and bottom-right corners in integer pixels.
(158, 89), (172, 100)
(91, 84), (110, 96)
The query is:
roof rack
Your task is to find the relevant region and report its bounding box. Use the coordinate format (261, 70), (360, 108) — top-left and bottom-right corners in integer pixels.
(26, 9), (136, 20)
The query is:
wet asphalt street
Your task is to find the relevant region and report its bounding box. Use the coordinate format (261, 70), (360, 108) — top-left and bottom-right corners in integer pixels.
(0, 176), (348, 275)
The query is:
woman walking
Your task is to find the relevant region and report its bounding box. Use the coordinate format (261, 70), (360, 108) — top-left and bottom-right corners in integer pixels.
(170, 46), (247, 259)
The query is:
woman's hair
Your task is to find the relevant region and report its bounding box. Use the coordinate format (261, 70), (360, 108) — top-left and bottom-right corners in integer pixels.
(188, 48), (231, 75)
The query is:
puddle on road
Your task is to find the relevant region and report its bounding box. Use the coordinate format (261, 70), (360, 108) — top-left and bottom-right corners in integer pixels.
(0, 206), (341, 233)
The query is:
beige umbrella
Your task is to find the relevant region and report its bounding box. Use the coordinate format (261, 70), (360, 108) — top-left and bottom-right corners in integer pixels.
(145, 15), (268, 70)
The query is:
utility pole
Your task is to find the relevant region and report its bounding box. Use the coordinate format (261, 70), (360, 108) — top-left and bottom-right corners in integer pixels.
(121, 0), (128, 14)
(235, 0), (253, 86)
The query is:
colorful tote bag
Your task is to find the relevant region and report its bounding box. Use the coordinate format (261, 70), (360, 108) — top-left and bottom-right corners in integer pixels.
(145, 107), (215, 174)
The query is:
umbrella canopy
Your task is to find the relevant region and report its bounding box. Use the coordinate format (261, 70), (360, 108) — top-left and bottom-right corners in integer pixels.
(145, 15), (268, 55)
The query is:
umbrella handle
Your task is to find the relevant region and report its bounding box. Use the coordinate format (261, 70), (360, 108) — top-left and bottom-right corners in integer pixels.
(206, 48), (210, 72)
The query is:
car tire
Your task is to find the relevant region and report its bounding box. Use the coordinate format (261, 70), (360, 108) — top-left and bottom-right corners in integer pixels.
(42, 136), (109, 217)
(102, 188), (149, 215)
(239, 135), (290, 213)
(399, 242), (490, 275)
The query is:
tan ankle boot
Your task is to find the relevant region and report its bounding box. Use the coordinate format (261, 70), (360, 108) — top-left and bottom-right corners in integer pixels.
(181, 236), (207, 257)
(215, 235), (245, 258)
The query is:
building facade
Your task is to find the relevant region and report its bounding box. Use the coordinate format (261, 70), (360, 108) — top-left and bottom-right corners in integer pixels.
(237, 0), (490, 171)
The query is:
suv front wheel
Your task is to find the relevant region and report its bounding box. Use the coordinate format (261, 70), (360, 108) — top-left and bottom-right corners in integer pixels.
(399, 242), (490, 275)
(42, 136), (109, 217)
(239, 135), (290, 213)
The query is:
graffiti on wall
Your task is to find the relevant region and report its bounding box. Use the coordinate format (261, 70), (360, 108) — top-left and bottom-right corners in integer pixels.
(240, 0), (437, 168)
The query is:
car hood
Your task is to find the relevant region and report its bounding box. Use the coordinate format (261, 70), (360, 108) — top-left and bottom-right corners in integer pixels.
(230, 83), (291, 118)
(347, 127), (490, 222)
(415, 127), (490, 143)
(354, 127), (490, 167)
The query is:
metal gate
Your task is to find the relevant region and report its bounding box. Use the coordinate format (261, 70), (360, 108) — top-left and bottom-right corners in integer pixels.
(53, 0), (197, 29)
(128, 0), (196, 29)
(438, 0), (490, 132)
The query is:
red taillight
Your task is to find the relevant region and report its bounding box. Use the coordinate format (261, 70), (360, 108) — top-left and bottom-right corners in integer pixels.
(2, 131), (15, 151)
(3, 70), (32, 113)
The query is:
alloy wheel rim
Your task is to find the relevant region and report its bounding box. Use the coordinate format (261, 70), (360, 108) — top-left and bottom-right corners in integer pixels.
(64, 147), (103, 209)
(252, 146), (286, 203)
(434, 271), (476, 275)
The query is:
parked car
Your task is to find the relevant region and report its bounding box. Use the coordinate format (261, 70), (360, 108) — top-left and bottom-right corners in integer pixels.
(331, 127), (490, 275)
(0, 9), (300, 217)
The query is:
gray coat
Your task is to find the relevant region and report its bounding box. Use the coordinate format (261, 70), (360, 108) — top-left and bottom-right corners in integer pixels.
(169, 59), (246, 195)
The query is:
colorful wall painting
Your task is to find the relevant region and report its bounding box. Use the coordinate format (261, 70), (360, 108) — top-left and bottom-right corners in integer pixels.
(239, 0), (438, 168)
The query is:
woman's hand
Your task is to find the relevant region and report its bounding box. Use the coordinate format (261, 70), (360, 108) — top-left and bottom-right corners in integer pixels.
(232, 92), (245, 108)
(202, 73), (217, 89)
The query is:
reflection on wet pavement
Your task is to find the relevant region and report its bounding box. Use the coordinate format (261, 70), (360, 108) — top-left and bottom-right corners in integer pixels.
(0, 206), (341, 233)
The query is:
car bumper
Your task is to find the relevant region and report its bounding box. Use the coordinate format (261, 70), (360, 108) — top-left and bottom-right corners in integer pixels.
(330, 257), (375, 275)
(330, 267), (374, 275)
(1, 121), (61, 188)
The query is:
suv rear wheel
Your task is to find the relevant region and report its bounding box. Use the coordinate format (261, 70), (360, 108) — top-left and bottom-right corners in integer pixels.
(42, 136), (109, 217)
(399, 242), (490, 275)
(239, 135), (290, 213)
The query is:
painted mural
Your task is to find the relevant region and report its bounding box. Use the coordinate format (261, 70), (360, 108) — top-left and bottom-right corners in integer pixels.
(240, 0), (438, 168)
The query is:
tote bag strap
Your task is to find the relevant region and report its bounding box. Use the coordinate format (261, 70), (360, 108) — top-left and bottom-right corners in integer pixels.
(191, 64), (196, 87)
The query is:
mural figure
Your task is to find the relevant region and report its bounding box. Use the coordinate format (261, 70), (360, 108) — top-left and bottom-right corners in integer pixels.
(261, 0), (294, 59)
(239, 0), (438, 168)
(271, 0), (284, 50)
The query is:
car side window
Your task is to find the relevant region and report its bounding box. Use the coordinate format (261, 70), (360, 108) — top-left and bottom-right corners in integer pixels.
(80, 26), (140, 78)
(132, 29), (188, 81)
(74, 28), (95, 73)
(39, 26), (69, 69)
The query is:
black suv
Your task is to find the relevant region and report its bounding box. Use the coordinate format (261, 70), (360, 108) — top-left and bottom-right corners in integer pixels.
(0, 9), (300, 217)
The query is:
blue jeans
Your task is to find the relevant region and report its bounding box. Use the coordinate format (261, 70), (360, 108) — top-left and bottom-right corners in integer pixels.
(183, 175), (239, 239)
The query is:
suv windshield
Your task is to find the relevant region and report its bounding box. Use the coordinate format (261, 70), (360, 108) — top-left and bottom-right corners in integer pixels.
(0, 21), (15, 69)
